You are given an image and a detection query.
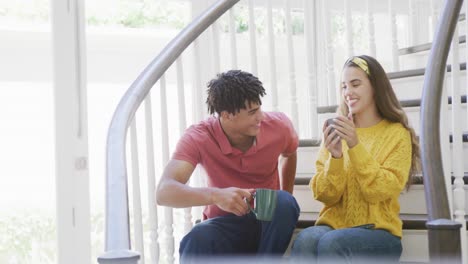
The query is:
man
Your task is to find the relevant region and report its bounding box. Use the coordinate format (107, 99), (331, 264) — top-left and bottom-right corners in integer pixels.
(156, 70), (300, 262)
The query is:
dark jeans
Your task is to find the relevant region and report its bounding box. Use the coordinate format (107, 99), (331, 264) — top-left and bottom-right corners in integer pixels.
(179, 190), (300, 263)
(290, 225), (402, 263)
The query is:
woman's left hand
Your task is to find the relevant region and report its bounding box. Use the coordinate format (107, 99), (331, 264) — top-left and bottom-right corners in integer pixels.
(330, 113), (359, 148)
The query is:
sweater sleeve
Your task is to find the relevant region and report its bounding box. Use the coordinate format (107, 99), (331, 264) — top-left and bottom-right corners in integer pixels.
(348, 129), (412, 202)
(310, 144), (347, 206)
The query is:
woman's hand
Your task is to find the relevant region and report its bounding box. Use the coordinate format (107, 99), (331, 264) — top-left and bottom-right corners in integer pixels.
(331, 113), (359, 148)
(323, 119), (342, 158)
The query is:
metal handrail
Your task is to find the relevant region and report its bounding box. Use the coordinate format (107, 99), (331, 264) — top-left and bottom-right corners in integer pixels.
(98, 0), (240, 262)
(420, 0), (463, 262)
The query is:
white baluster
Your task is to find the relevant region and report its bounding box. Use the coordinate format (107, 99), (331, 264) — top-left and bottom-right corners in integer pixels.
(211, 21), (221, 73)
(160, 75), (175, 264)
(450, 26), (467, 264)
(130, 118), (145, 263)
(248, 0), (258, 76)
(284, 0), (299, 133)
(388, 0), (399, 71)
(321, 0), (336, 106)
(408, 0), (416, 47)
(144, 94), (159, 264)
(430, 0), (440, 40)
(344, 0), (354, 57)
(304, 0), (318, 139)
(267, 0), (278, 111)
(366, 0), (376, 58)
(465, 0), (468, 147)
(176, 57), (193, 235)
(191, 37), (206, 223)
(192, 38), (204, 124)
(440, 71), (453, 217)
(229, 8), (238, 69)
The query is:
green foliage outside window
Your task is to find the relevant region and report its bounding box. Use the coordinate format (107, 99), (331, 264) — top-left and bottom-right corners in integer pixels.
(0, 0), (306, 34)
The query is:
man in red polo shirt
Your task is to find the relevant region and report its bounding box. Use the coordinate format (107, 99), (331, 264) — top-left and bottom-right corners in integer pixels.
(156, 70), (299, 262)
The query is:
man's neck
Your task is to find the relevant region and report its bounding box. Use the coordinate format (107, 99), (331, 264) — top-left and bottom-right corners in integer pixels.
(229, 136), (255, 152)
(220, 118), (255, 152)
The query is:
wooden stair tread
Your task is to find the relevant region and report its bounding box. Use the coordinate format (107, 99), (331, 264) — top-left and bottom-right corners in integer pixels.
(294, 173), (468, 185)
(317, 94), (467, 114)
(297, 215), (468, 230)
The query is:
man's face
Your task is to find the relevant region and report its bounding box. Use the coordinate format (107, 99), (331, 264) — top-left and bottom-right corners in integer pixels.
(229, 101), (264, 137)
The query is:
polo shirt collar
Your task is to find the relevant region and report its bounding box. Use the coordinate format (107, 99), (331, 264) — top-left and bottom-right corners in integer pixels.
(211, 117), (261, 155)
(212, 117), (234, 154)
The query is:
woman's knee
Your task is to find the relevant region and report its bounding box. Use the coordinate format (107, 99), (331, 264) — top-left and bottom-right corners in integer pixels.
(290, 226), (333, 256)
(316, 231), (347, 257)
(316, 229), (402, 261)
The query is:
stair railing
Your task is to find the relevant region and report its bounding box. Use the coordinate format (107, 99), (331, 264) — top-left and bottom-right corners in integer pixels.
(420, 0), (463, 262)
(97, 0), (240, 263)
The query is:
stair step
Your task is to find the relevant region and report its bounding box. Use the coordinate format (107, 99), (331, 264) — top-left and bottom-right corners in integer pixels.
(296, 215), (468, 231)
(317, 94), (467, 114)
(294, 173), (468, 186)
(399, 35), (466, 56)
(299, 131), (468, 147)
(389, 62), (466, 80)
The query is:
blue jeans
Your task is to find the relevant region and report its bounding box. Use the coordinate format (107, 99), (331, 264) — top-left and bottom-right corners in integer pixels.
(290, 225), (402, 263)
(179, 190), (300, 263)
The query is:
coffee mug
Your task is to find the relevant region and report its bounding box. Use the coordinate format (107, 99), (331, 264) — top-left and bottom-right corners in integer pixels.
(250, 188), (278, 221)
(325, 118), (335, 134)
(325, 118), (338, 139)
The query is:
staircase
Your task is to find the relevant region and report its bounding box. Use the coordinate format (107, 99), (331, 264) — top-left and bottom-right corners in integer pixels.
(98, 0), (468, 263)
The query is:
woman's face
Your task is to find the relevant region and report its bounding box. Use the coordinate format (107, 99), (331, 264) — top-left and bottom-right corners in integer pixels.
(341, 66), (376, 115)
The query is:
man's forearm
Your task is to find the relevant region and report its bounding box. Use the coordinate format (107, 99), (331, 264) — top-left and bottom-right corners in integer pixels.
(156, 178), (214, 208)
(280, 152), (297, 194)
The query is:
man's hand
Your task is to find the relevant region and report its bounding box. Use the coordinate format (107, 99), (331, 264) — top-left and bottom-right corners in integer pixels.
(210, 187), (255, 216)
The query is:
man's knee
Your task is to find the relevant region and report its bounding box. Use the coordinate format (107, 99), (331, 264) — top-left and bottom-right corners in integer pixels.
(275, 190), (300, 218)
(180, 222), (217, 254)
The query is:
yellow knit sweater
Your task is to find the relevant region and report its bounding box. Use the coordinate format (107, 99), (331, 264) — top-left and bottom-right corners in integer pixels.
(311, 119), (412, 238)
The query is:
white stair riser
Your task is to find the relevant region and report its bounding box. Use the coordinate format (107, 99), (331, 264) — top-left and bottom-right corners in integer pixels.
(399, 43), (466, 73)
(391, 70), (467, 101)
(401, 230), (430, 263)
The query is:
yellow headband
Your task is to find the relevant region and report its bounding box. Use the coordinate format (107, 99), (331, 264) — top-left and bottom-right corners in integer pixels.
(347, 57), (370, 76)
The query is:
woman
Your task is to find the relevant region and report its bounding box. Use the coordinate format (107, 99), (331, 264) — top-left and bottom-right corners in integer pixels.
(290, 55), (420, 263)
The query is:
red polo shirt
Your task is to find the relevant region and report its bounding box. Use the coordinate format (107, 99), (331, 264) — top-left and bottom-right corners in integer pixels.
(172, 112), (299, 219)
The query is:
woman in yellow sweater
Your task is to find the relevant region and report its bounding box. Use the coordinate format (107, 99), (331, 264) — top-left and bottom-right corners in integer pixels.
(290, 55), (420, 263)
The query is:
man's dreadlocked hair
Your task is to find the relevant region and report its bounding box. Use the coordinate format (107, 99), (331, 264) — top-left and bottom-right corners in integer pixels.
(206, 70), (266, 115)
